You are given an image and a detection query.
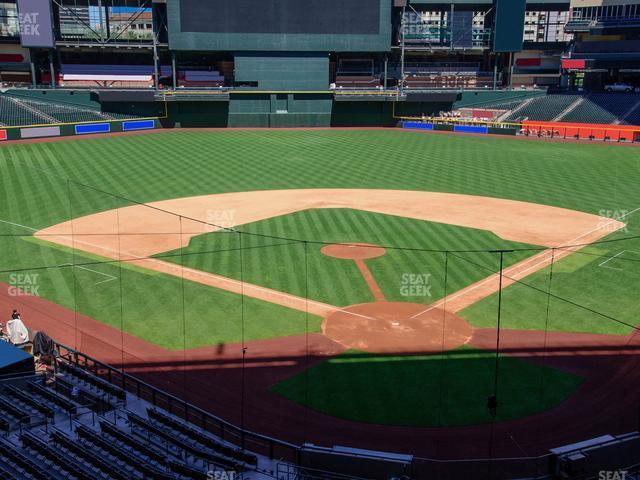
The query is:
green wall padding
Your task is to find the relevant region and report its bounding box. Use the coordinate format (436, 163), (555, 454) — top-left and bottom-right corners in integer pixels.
(234, 53), (329, 90)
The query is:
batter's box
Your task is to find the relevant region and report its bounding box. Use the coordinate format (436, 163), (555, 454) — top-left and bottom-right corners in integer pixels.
(598, 250), (640, 273)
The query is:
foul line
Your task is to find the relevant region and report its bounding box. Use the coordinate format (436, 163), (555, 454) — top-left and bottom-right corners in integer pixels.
(0, 219), (118, 285)
(409, 207), (639, 319)
(598, 250), (640, 271)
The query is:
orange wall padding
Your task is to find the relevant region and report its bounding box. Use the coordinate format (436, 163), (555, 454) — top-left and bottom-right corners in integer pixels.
(522, 120), (640, 141)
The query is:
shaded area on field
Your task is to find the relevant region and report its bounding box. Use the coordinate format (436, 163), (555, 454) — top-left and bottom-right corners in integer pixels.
(270, 347), (583, 426)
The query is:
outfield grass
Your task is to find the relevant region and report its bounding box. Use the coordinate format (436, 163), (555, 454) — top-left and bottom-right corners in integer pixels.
(271, 347), (583, 426)
(1, 130), (639, 340)
(159, 208), (538, 307)
(2, 237), (320, 350)
(461, 241), (640, 335)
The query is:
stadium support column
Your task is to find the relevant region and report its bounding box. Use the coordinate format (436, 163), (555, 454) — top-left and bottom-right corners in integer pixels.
(172, 52), (177, 90)
(49, 50), (56, 87)
(449, 4), (454, 52)
(384, 55), (388, 90)
(493, 54), (498, 90)
(97, 0), (104, 42)
(152, 29), (159, 90)
(29, 50), (36, 87)
(400, 5), (406, 93)
(508, 52), (514, 90)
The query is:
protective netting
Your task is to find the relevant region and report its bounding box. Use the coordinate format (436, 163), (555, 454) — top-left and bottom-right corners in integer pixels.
(1, 172), (639, 475)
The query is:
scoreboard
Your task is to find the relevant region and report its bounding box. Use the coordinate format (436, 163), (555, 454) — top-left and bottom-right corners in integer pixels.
(168, 0), (391, 52)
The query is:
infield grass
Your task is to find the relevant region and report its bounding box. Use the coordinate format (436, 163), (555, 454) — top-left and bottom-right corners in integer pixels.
(271, 346), (584, 426)
(158, 208), (539, 307)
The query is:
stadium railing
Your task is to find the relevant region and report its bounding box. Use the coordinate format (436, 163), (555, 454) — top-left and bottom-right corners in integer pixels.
(53, 341), (302, 463)
(52, 340), (612, 480)
(399, 115), (640, 142)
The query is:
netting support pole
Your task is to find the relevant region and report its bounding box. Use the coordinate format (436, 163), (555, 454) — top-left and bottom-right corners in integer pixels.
(239, 231), (246, 452)
(488, 250), (505, 480)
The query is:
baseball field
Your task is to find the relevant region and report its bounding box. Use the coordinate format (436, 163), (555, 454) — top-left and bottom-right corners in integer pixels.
(1, 129), (639, 457)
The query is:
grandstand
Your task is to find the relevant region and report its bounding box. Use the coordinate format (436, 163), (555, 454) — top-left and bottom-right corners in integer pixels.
(444, 91), (640, 127)
(560, 93), (640, 125)
(503, 94), (581, 122)
(0, 92), (142, 127)
(0, 346), (272, 480)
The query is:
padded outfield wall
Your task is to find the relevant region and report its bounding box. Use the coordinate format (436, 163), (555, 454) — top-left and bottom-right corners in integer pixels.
(0, 89), (462, 135)
(98, 92), (458, 129)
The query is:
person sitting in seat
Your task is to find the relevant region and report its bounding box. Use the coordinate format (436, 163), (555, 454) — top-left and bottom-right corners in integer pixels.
(7, 310), (29, 345)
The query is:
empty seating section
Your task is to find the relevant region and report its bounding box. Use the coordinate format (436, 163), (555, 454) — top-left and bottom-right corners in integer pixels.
(405, 74), (493, 90)
(402, 62), (492, 89)
(16, 99), (111, 123)
(625, 106), (640, 125)
(335, 75), (380, 88)
(99, 420), (167, 463)
(456, 93), (640, 125)
(75, 424), (174, 480)
(504, 95), (580, 122)
(470, 99), (529, 111)
(20, 431), (97, 480)
(59, 64), (169, 88)
(51, 430), (132, 480)
(27, 381), (77, 414)
(5, 385), (55, 419)
(178, 70), (225, 88)
(560, 93), (640, 124)
(58, 362), (126, 401)
(0, 93), (143, 126)
(0, 436), (52, 479)
(0, 96), (47, 126)
(0, 358), (261, 479)
(147, 408), (258, 466)
(128, 411), (239, 470)
(335, 59), (379, 88)
(453, 98), (535, 118)
(52, 375), (118, 415)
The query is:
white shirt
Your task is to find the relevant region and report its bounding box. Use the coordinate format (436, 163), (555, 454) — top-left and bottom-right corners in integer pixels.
(6, 318), (29, 345)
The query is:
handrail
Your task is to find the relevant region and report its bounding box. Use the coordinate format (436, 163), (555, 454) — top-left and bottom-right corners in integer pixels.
(53, 340), (301, 462)
(49, 340), (621, 478)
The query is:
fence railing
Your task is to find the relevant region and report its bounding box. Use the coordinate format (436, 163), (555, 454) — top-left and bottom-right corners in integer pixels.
(401, 116), (640, 143)
(54, 341), (302, 464)
(51, 340), (637, 480)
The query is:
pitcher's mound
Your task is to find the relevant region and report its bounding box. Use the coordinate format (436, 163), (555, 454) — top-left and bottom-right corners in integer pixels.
(321, 243), (385, 260)
(324, 302), (473, 354)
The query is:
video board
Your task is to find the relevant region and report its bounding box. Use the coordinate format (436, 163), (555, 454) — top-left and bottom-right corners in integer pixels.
(168, 0), (391, 52)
